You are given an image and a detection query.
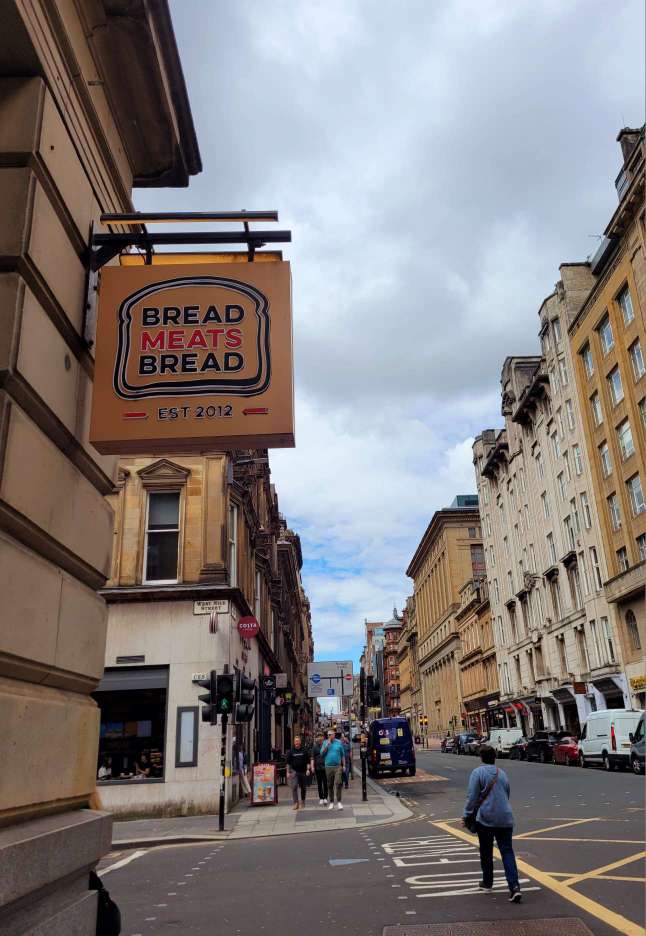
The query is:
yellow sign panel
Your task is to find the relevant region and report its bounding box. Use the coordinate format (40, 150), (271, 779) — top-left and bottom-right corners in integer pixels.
(90, 260), (294, 453)
(629, 675), (646, 692)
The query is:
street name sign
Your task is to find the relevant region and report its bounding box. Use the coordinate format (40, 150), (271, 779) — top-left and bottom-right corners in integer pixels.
(193, 599), (229, 615)
(307, 661), (354, 697)
(90, 260), (294, 453)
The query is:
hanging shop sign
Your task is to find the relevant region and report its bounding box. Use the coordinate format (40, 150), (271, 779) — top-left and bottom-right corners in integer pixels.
(238, 616), (260, 639)
(90, 260), (294, 453)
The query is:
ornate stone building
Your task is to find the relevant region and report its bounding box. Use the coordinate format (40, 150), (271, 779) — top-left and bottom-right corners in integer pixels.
(383, 608), (403, 716)
(474, 269), (630, 736)
(569, 127), (646, 709)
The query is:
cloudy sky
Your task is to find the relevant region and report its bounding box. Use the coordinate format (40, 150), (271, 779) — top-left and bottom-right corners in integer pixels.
(137, 0), (644, 665)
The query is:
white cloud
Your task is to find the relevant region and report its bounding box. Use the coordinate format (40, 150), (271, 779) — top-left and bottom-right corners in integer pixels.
(143, 0), (644, 659)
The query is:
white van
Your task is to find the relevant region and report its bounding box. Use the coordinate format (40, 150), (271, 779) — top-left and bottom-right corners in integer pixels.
(579, 709), (644, 771)
(487, 728), (524, 757)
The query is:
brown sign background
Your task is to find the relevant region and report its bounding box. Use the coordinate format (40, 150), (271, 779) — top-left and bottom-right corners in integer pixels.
(90, 260), (293, 453)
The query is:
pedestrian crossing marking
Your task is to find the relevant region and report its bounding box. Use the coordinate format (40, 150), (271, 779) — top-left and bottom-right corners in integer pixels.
(378, 770), (447, 785)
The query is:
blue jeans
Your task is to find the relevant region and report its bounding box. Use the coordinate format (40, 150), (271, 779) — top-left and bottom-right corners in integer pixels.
(476, 824), (519, 892)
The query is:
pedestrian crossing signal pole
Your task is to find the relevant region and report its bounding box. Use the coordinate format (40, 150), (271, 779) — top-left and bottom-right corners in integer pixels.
(216, 668), (234, 832)
(359, 667), (368, 802)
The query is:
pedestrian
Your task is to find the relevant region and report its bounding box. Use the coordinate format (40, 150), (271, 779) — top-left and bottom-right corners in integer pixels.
(341, 734), (352, 788)
(238, 744), (251, 799)
(285, 736), (311, 810)
(311, 732), (328, 805)
(463, 744), (522, 902)
(321, 729), (345, 811)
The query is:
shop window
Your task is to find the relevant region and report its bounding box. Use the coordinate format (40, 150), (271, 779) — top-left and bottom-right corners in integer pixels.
(144, 491), (180, 583)
(95, 683), (166, 781)
(176, 707), (199, 767)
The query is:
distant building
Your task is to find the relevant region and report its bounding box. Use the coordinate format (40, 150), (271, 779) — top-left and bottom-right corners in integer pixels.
(383, 608), (403, 716)
(407, 498), (484, 735)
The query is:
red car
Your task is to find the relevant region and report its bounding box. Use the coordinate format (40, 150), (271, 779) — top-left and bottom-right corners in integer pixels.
(553, 736), (580, 766)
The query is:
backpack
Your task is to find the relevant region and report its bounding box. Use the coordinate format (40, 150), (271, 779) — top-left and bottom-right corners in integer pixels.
(89, 870), (121, 936)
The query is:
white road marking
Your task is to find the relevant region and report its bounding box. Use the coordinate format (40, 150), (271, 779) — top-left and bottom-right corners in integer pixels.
(99, 850), (147, 876)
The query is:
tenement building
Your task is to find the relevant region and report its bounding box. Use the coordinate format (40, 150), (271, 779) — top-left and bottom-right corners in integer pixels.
(569, 127), (646, 710)
(406, 496), (484, 736)
(97, 452), (313, 817)
(474, 266), (632, 736)
(0, 4), (200, 933)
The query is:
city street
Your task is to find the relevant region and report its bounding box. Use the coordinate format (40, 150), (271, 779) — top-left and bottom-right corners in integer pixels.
(100, 749), (645, 936)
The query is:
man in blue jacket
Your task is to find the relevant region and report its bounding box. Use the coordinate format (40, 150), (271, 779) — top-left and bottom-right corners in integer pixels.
(463, 744), (521, 902)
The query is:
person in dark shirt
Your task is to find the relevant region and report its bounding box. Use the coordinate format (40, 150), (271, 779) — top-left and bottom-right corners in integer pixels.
(310, 732), (328, 805)
(286, 736), (311, 810)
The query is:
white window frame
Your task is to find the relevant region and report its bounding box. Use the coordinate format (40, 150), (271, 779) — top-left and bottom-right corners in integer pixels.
(143, 489), (181, 585)
(607, 493), (621, 531)
(589, 547), (603, 590)
(607, 366), (624, 406)
(598, 315), (614, 355)
(573, 444), (583, 475)
(599, 441), (612, 478)
(582, 344), (594, 379)
(228, 502), (239, 588)
(590, 392), (603, 426)
(618, 285), (634, 325)
(580, 492), (592, 529)
(602, 616), (616, 663)
(629, 339), (645, 381)
(627, 474), (645, 517)
(617, 419), (635, 461)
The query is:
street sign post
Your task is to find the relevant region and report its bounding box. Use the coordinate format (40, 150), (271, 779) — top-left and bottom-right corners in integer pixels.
(307, 661), (354, 698)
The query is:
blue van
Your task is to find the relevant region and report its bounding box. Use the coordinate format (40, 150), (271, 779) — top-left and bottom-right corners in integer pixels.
(368, 717), (416, 777)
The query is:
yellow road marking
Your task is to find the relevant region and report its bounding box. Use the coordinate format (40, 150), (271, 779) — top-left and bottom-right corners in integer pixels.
(519, 837), (646, 845)
(598, 875), (646, 883)
(433, 821), (645, 936)
(561, 851), (646, 887)
(515, 818), (599, 839)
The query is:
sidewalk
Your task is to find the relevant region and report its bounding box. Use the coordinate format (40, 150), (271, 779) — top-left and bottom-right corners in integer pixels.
(112, 774), (411, 849)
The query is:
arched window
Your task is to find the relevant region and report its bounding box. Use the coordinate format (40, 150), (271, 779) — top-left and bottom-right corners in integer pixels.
(626, 610), (641, 651)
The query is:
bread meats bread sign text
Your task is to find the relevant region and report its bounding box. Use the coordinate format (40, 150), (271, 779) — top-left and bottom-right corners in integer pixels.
(90, 261), (294, 453)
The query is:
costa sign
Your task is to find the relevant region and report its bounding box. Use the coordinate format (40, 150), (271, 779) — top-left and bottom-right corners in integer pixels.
(90, 260), (294, 453)
(237, 616), (260, 639)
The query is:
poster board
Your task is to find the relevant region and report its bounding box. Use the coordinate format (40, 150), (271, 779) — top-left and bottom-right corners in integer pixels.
(251, 763), (277, 806)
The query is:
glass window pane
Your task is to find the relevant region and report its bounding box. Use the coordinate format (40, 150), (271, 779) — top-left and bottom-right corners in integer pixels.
(148, 492), (180, 529)
(146, 530), (179, 580)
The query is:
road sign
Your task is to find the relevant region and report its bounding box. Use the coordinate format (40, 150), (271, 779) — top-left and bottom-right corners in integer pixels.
(307, 661), (353, 697)
(262, 676), (276, 690)
(327, 688), (335, 696)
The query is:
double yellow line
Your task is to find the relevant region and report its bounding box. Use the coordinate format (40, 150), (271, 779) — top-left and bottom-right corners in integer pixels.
(433, 820), (645, 936)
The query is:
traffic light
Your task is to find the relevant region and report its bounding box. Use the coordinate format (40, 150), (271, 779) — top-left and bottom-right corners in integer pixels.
(197, 670), (217, 725)
(216, 673), (235, 717)
(236, 671), (256, 722)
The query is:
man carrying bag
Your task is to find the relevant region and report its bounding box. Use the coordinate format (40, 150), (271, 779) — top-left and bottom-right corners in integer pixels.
(462, 744), (522, 903)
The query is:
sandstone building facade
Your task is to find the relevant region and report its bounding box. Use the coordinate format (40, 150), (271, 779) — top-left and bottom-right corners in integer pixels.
(569, 128), (646, 710)
(0, 3), (200, 931)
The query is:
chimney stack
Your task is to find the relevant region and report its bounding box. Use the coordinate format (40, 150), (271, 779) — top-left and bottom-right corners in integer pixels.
(617, 127), (641, 165)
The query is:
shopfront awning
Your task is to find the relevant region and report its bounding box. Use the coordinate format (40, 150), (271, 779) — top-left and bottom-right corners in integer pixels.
(95, 666), (169, 692)
(592, 676), (624, 697)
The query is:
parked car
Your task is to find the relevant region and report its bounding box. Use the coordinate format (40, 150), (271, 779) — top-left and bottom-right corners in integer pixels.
(367, 717), (416, 777)
(454, 732), (478, 754)
(465, 735), (486, 755)
(629, 713), (645, 775)
(525, 730), (568, 763)
(552, 736), (580, 766)
(441, 735), (456, 753)
(579, 709), (644, 771)
(488, 728), (524, 758)
(508, 737), (529, 760)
